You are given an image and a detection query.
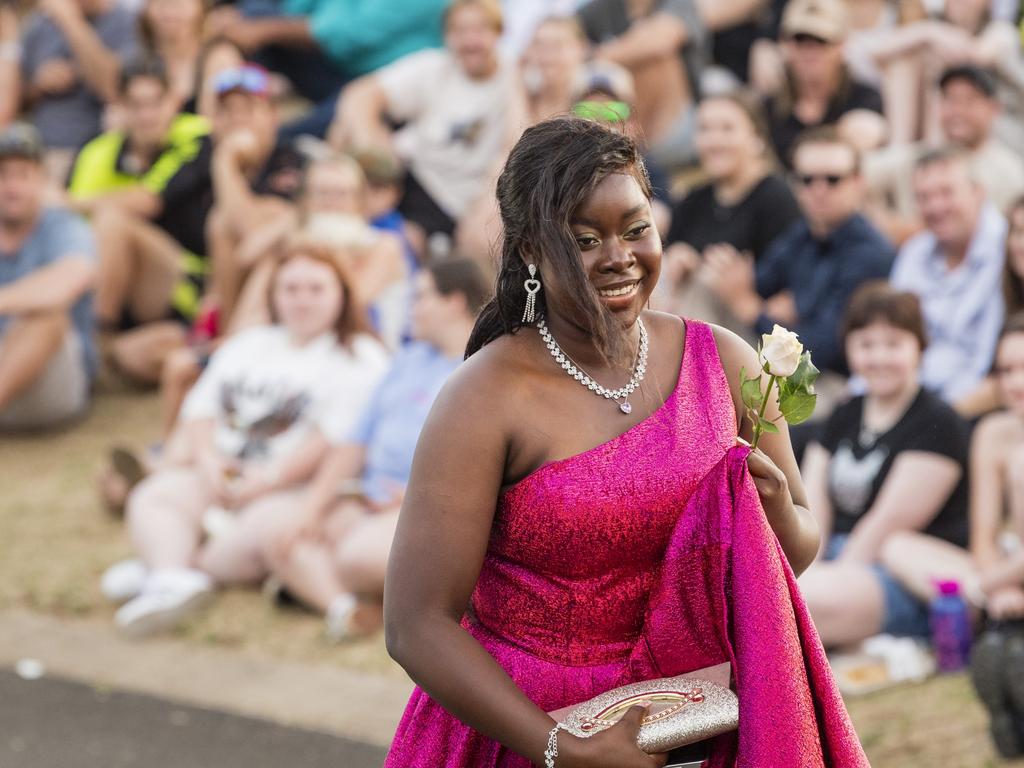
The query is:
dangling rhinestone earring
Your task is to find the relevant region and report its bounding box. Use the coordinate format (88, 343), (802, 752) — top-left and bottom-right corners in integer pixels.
(522, 263), (541, 324)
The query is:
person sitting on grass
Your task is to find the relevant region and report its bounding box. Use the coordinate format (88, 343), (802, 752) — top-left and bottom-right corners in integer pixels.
(964, 313), (1024, 758)
(264, 258), (488, 640)
(103, 241), (389, 638)
(69, 56), (212, 385)
(0, 123), (96, 431)
(799, 282), (972, 648)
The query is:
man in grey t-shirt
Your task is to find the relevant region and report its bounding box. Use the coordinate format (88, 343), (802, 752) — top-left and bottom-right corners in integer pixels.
(21, 0), (137, 151)
(0, 124), (97, 429)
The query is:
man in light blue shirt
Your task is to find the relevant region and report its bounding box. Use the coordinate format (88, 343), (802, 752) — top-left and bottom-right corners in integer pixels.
(891, 147), (1006, 405)
(0, 124), (96, 429)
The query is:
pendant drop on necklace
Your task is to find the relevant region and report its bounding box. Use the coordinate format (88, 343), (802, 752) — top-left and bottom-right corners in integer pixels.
(619, 401), (632, 414)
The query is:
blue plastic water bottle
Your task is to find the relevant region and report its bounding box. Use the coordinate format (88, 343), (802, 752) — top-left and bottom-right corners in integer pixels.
(930, 580), (972, 673)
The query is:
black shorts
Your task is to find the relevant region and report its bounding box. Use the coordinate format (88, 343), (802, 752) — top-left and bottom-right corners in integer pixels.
(397, 171), (456, 238)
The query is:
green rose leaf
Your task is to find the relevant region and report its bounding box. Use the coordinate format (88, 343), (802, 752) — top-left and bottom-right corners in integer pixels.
(779, 389), (817, 425)
(758, 419), (781, 435)
(740, 369), (763, 412)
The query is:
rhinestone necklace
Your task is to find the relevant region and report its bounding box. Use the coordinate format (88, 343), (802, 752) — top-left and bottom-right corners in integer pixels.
(537, 318), (648, 414)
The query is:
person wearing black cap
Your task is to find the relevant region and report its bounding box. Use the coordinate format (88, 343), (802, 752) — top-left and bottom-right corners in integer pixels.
(865, 64), (1024, 243)
(0, 123), (96, 430)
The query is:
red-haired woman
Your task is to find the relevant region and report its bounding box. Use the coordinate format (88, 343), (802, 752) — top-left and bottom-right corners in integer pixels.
(103, 241), (390, 637)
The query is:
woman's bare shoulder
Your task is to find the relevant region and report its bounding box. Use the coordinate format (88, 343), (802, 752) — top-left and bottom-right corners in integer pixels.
(975, 411), (1024, 449)
(431, 331), (542, 421)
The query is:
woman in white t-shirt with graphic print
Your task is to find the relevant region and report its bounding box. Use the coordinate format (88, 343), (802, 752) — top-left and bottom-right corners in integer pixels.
(106, 241), (390, 638)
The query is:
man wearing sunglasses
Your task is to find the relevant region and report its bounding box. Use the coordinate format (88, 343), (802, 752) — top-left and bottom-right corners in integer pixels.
(703, 127), (894, 399)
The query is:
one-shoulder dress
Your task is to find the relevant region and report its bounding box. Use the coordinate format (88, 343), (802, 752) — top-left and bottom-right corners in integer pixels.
(385, 319), (869, 768)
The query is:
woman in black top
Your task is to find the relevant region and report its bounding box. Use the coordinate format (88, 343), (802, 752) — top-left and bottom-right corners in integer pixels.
(799, 282), (973, 647)
(657, 90), (799, 337)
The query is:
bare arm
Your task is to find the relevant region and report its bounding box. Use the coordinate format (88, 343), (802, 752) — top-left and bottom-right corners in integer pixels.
(695, 0), (764, 32)
(228, 430), (331, 508)
(302, 442), (367, 518)
(972, 21), (1018, 70)
(969, 417), (1007, 566)
(712, 325), (820, 575)
(328, 76), (394, 153)
(801, 442), (834, 559)
(865, 22), (936, 65)
(839, 452), (961, 563)
(349, 233), (407, 303)
(0, 257), (93, 317)
(385, 357), (664, 768)
(210, 133), (264, 235)
(595, 13), (689, 68)
(0, 7), (20, 126)
(72, 188), (162, 220)
(205, 7), (316, 55)
(39, 0), (122, 104)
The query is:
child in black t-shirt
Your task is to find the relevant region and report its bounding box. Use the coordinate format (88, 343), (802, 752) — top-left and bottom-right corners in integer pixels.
(799, 282), (973, 648)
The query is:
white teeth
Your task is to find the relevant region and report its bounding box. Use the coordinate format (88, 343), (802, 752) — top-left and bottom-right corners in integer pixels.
(599, 283), (637, 298)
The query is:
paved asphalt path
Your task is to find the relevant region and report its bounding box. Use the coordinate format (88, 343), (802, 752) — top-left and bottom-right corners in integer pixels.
(0, 669), (386, 768)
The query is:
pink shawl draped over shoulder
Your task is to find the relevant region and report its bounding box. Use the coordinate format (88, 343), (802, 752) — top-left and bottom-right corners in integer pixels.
(627, 444), (870, 767)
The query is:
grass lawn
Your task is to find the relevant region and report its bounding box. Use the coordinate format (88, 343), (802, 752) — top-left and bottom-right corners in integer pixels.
(1, 389), (1020, 766)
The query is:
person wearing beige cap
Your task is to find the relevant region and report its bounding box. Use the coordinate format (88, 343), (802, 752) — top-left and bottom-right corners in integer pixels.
(764, 0), (887, 167)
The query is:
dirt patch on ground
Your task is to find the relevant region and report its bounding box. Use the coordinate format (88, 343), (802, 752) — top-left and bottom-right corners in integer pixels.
(1, 390), (1018, 765)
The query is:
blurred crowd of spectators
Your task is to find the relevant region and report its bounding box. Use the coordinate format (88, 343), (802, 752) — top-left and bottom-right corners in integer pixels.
(3, 0), (1024, 718)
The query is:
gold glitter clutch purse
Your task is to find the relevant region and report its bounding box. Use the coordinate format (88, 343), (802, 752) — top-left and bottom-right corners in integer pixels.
(547, 662), (738, 753)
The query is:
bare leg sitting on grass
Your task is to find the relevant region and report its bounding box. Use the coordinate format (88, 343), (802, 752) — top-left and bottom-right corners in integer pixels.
(267, 499), (398, 639)
(93, 205), (191, 384)
(0, 312), (89, 430)
(798, 563), (887, 648)
(0, 311), (69, 411)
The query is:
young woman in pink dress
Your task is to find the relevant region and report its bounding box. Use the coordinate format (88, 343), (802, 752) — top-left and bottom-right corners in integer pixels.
(383, 117), (860, 767)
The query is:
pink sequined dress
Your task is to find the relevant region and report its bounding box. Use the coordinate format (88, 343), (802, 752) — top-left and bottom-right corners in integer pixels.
(385, 319), (869, 768)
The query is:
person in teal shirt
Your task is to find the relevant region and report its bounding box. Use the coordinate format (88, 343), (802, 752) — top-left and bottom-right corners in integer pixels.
(205, 0), (447, 138)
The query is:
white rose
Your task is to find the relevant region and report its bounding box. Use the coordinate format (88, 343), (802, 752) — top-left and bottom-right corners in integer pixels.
(760, 324), (803, 378)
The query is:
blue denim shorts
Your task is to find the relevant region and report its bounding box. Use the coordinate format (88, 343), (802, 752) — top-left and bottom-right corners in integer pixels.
(825, 534), (931, 637)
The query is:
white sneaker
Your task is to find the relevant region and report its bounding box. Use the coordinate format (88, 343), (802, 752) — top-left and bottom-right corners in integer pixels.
(100, 558), (148, 604)
(325, 593), (359, 642)
(115, 569), (214, 639)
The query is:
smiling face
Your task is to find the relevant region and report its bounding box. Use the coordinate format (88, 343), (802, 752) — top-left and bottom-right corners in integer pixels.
(696, 97), (764, 182)
(271, 254), (345, 343)
(303, 161), (365, 217)
(845, 320), (923, 399)
(939, 79), (998, 149)
(527, 17), (586, 88)
(912, 157), (983, 248)
(0, 157), (45, 228)
(792, 141), (863, 235)
(123, 75), (175, 151)
(446, 3), (500, 80)
(782, 33), (844, 86)
(543, 171), (660, 330)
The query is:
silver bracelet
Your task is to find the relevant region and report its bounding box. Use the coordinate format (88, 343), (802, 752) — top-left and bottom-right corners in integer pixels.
(544, 723), (570, 768)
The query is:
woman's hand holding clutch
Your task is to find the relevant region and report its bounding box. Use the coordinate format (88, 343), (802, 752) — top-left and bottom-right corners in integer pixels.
(556, 705), (668, 768)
